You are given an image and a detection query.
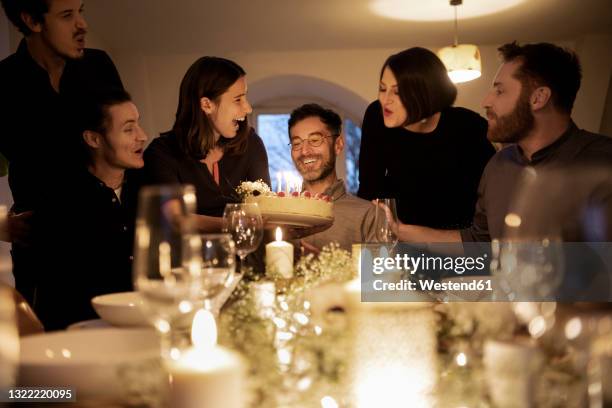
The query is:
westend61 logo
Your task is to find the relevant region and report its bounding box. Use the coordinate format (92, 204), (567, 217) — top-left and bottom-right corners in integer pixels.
(360, 243), (612, 303)
(371, 253), (488, 275)
(359, 243), (495, 301)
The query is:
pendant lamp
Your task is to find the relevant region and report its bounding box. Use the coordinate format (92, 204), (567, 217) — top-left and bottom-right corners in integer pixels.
(437, 0), (482, 84)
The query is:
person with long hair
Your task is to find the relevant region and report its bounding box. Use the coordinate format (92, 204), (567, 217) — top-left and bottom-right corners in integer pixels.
(357, 47), (495, 230)
(144, 56), (270, 231)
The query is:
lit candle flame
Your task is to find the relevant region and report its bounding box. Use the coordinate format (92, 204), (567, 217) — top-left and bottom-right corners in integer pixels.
(275, 227), (283, 242)
(192, 309), (217, 349)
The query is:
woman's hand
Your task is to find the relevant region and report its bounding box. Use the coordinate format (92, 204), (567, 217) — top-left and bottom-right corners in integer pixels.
(372, 199), (400, 237)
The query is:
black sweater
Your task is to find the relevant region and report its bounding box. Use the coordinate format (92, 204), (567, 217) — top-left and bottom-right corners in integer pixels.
(357, 101), (495, 229)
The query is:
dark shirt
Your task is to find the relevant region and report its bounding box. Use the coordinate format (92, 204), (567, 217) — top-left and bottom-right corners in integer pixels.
(0, 40), (123, 213)
(143, 130), (271, 217)
(358, 101), (495, 229)
(34, 170), (139, 330)
(461, 122), (612, 242)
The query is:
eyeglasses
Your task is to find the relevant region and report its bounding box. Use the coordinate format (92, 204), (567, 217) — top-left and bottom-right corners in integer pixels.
(288, 133), (337, 151)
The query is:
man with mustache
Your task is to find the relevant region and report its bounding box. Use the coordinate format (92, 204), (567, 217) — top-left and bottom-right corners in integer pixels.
(392, 41), (612, 243)
(0, 0), (123, 304)
(289, 103), (377, 251)
(34, 88), (147, 330)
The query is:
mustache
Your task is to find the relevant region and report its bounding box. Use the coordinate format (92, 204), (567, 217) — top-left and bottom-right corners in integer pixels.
(73, 29), (87, 38)
(485, 109), (497, 120)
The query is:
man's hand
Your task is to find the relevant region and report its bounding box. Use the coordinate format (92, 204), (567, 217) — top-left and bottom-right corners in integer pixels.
(299, 239), (321, 256)
(283, 221), (332, 240)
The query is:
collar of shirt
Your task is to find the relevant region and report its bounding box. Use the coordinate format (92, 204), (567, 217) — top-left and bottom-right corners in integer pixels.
(15, 40), (53, 84)
(510, 121), (578, 165)
(323, 179), (347, 202)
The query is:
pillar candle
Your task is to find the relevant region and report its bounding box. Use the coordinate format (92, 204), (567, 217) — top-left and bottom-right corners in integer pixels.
(265, 227), (294, 278)
(168, 310), (245, 408)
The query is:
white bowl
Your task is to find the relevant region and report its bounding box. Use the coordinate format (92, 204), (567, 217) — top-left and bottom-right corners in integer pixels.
(91, 291), (150, 327)
(19, 328), (162, 403)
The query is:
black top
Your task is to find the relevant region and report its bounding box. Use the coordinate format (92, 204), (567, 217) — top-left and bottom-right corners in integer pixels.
(34, 170), (139, 330)
(143, 130), (271, 217)
(461, 122), (612, 242)
(357, 101), (495, 229)
(0, 40), (123, 213)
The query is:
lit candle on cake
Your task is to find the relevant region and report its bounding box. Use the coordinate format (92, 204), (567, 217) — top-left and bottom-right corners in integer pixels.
(266, 227), (294, 278)
(276, 172), (282, 193)
(168, 310), (245, 408)
(283, 172), (291, 194)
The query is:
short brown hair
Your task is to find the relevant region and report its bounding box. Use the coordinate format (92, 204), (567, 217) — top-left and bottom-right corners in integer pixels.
(498, 42), (581, 114)
(288, 103), (342, 140)
(1, 0), (49, 35)
(382, 47), (457, 125)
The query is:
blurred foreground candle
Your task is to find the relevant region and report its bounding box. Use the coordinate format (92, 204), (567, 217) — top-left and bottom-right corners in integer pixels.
(342, 257), (438, 407)
(266, 227), (293, 278)
(483, 338), (543, 408)
(169, 310), (245, 408)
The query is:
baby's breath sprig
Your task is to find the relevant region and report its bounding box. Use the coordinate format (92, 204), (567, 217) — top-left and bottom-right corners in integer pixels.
(235, 179), (272, 200)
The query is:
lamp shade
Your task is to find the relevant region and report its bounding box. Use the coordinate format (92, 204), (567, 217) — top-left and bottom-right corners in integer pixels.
(438, 44), (482, 84)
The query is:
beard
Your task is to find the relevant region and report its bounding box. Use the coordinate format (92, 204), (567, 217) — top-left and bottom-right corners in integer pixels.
(295, 146), (336, 183)
(487, 89), (535, 143)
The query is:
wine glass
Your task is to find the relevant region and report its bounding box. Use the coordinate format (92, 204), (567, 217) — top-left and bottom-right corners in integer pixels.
(222, 203), (264, 272)
(374, 198), (398, 244)
(133, 184), (203, 359)
(492, 165), (612, 303)
(196, 233), (239, 317)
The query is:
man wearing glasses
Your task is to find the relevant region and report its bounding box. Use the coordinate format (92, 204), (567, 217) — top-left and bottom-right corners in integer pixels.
(288, 103), (376, 252)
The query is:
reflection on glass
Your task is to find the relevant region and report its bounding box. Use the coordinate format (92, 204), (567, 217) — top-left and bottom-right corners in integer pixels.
(133, 184), (202, 358)
(222, 203), (263, 270)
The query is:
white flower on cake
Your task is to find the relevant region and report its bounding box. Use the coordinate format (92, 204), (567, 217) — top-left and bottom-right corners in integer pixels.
(235, 180), (272, 200)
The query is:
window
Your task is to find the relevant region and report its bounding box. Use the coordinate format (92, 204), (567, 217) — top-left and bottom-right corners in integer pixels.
(254, 111), (361, 194)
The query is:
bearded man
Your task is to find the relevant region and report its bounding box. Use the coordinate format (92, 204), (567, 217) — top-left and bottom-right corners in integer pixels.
(289, 103), (376, 251)
(393, 41), (612, 243)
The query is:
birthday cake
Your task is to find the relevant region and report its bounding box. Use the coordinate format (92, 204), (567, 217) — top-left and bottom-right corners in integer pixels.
(237, 180), (333, 226)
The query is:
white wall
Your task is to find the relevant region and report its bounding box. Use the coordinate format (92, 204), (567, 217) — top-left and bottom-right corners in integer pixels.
(573, 35), (612, 134)
(114, 35), (611, 141)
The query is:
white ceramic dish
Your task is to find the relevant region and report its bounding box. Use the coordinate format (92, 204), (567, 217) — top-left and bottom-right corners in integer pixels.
(91, 291), (150, 327)
(67, 319), (112, 331)
(19, 328), (162, 403)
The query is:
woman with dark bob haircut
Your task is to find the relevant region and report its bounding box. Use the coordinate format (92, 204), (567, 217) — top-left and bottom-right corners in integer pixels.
(357, 47), (494, 230)
(144, 56), (270, 231)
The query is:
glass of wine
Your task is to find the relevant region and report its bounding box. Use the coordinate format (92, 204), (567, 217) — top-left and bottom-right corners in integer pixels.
(132, 184), (203, 359)
(374, 198), (399, 244)
(196, 233), (238, 318)
(222, 203), (264, 272)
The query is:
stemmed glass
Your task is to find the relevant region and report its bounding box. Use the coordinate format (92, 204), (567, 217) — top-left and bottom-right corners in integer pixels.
(133, 184), (203, 359)
(222, 203), (264, 272)
(374, 198), (399, 244)
(196, 233), (238, 317)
